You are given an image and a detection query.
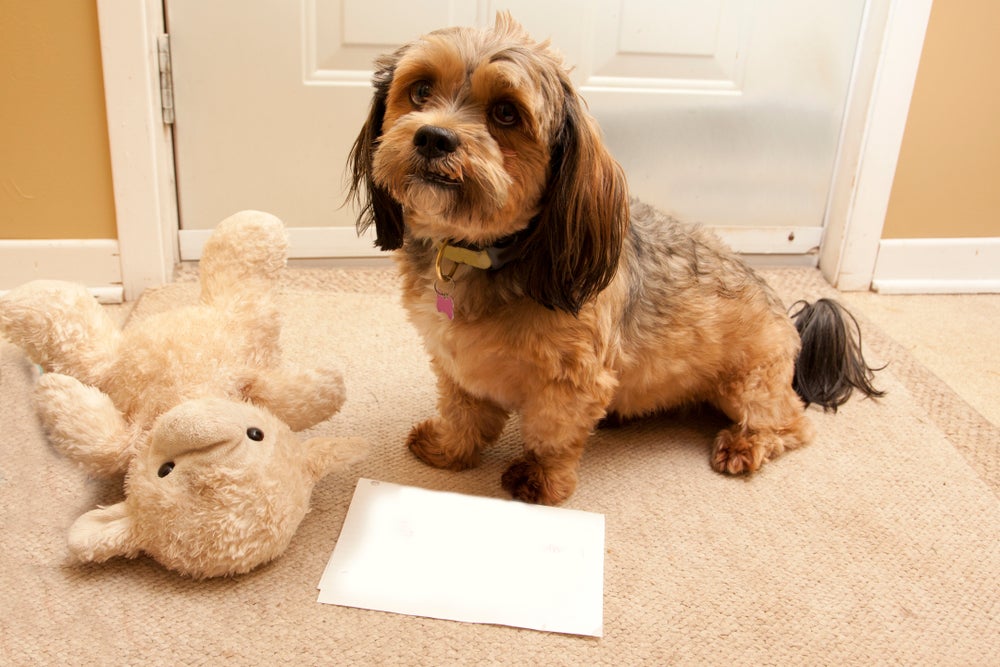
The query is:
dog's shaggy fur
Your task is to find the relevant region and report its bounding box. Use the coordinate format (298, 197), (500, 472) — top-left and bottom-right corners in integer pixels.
(349, 13), (882, 505)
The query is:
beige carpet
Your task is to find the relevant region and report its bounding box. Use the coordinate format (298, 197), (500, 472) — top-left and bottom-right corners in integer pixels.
(841, 290), (1000, 427)
(1, 267), (998, 665)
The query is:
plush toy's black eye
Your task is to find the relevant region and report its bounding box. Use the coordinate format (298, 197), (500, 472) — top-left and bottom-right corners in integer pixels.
(157, 462), (175, 478)
(247, 427), (264, 442)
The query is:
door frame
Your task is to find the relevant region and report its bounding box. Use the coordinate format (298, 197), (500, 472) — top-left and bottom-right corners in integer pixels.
(96, 0), (178, 301)
(97, 0), (932, 298)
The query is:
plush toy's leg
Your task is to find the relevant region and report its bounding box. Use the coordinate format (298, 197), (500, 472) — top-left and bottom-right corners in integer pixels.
(245, 366), (346, 431)
(199, 211), (287, 310)
(0, 280), (121, 384)
(35, 373), (135, 477)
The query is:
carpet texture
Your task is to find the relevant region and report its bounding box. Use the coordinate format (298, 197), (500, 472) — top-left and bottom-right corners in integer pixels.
(1, 267), (997, 665)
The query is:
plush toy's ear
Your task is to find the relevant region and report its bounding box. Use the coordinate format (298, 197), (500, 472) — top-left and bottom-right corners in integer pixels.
(67, 502), (141, 564)
(304, 437), (367, 483)
(348, 47), (407, 251)
(514, 78), (629, 315)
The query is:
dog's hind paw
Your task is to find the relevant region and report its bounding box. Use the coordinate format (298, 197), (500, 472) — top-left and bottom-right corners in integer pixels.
(710, 428), (766, 476)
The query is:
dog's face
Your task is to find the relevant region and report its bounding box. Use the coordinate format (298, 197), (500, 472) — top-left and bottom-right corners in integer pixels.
(368, 21), (555, 244)
(350, 13), (629, 313)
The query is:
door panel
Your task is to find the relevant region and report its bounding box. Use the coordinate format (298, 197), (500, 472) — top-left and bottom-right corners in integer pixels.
(167, 0), (865, 259)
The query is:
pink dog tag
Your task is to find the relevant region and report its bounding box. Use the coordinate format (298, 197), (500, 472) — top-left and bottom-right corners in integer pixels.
(436, 293), (455, 320)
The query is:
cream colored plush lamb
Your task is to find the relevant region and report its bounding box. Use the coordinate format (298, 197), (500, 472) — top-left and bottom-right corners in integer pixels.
(0, 211), (364, 578)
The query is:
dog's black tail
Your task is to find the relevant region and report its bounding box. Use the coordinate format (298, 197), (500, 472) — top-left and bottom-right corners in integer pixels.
(789, 298), (885, 412)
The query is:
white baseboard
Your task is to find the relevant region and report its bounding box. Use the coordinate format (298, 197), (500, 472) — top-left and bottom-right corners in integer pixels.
(177, 225), (824, 261)
(0, 240), (124, 303)
(872, 238), (1000, 294)
(179, 226), (384, 261)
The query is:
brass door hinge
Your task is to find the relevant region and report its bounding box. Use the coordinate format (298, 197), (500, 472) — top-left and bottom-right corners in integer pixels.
(157, 34), (175, 125)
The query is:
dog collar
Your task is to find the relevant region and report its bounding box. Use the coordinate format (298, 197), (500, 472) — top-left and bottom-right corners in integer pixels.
(432, 234), (522, 321)
(438, 243), (493, 270)
(436, 236), (520, 271)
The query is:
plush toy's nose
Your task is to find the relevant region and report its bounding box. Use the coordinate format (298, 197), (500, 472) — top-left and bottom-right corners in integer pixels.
(150, 398), (249, 460)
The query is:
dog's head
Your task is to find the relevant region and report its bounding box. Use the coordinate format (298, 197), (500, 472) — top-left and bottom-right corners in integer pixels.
(349, 12), (628, 313)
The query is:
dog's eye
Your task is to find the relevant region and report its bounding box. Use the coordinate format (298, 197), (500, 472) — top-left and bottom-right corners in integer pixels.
(157, 461), (175, 478)
(491, 101), (520, 127)
(409, 80), (432, 107)
(247, 427), (264, 442)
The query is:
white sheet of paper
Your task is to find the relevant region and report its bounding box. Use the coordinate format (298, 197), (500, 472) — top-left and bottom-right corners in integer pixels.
(317, 478), (605, 637)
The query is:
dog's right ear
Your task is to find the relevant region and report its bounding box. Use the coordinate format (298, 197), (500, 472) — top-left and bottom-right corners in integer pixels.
(348, 49), (406, 251)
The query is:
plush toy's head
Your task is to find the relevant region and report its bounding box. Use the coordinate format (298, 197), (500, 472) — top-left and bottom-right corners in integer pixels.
(69, 398), (366, 579)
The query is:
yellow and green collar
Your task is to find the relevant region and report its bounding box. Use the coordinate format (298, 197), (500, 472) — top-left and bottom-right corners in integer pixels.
(433, 235), (522, 276)
(437, 243), (494, 270)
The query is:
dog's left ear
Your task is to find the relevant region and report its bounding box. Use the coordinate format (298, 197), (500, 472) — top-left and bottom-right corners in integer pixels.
(517, 80), (629, 315)
(348, 48), (406, 251)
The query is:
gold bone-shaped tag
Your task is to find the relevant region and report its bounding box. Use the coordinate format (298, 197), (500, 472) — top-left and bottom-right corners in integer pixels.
(442, 244), (493, 270)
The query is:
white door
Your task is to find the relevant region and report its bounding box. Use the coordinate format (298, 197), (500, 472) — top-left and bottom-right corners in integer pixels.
(165, 0), (867, 260)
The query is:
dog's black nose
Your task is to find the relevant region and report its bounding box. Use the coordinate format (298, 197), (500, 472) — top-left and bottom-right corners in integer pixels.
(413, 125), (459, 159)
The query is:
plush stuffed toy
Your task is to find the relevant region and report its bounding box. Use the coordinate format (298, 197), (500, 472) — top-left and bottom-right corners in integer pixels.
(0, 211), (364, 578)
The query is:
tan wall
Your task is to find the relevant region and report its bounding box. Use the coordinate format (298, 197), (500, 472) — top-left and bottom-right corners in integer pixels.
(0, 0), (116, 240)
(882, 0), (1000, 239)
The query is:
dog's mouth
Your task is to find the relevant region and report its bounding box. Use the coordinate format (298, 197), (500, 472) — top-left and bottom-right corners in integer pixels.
(417, 168), (462, 188)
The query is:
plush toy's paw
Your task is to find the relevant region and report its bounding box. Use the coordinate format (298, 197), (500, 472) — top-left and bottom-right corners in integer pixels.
(35, 373), (132, 476)
(0, 280), (120, 381)
(304, 436), (367, 481)
(248, 366), (347, 431)
(199, 211), (288, 309)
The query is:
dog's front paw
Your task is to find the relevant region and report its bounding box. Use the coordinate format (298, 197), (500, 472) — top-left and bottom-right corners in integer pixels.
(407, 420), (478, 471)
(501, 456), (576, 505)
(710, 428), (766, 475)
